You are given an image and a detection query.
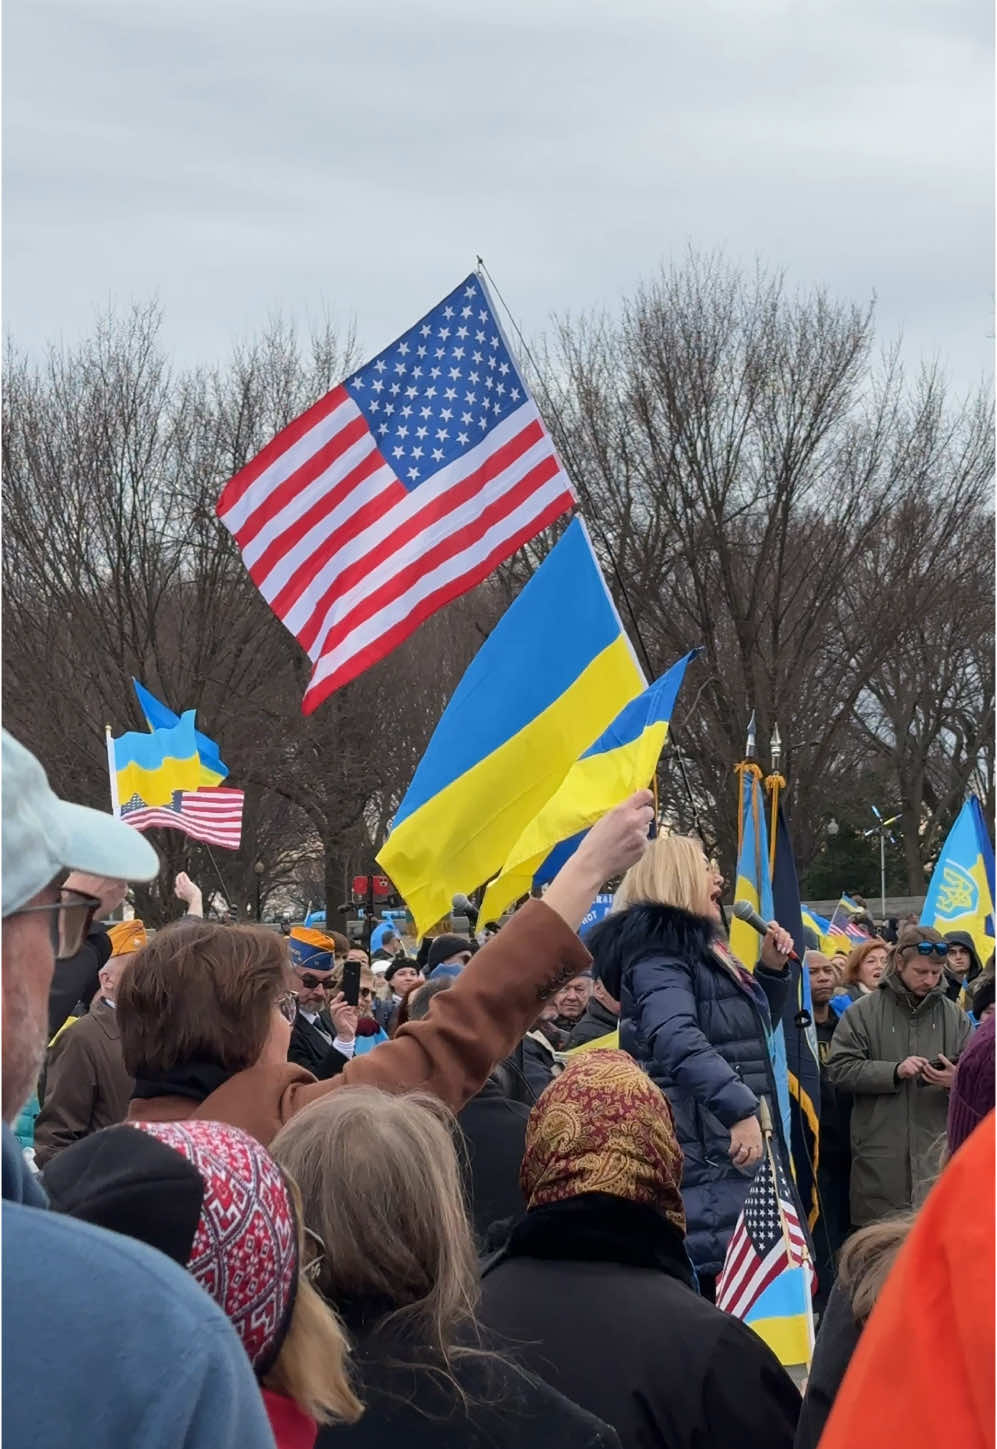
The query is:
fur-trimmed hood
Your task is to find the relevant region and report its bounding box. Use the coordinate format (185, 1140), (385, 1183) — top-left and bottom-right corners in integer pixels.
(587, 902), (717, 1000)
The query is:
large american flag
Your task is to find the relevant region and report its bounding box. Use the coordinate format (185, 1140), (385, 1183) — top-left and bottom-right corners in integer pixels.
(716, 1145), (814, 1318)
(216, 274), (576, 714)
(119, 789), (244, 850)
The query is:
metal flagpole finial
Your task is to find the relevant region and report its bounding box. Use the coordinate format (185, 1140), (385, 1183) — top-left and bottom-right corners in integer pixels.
(770, 723), (782, 773)
(745, 710), (757, 761)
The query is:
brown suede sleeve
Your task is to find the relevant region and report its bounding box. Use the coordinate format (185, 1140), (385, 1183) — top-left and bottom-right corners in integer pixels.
(281, 898), (590, 1118)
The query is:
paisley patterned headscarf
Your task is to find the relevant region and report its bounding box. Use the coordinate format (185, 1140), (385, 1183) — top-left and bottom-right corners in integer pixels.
(520, 1049), (686, 1236)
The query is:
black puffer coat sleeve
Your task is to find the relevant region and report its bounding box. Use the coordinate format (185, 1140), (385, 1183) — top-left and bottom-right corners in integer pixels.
(755, 964), (791, 1022)
(630, 952), (759, 1128)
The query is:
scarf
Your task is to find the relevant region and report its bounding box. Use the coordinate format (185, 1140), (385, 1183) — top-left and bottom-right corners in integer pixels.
(131, 1060), (234, 1103)
(520, 1049), (686, 1237)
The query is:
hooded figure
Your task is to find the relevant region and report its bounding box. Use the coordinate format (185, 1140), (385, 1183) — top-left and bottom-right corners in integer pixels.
(42, 1119), (361, 1449)
(479, 1052), (800, 1449)
(942, 930), (983, 1004)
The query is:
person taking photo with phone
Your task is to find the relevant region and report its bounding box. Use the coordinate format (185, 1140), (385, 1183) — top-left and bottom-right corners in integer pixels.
(826, 924), (972, 1227)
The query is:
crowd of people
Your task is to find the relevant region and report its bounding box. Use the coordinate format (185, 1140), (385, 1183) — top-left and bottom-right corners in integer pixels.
(3, 725), (993, 1449)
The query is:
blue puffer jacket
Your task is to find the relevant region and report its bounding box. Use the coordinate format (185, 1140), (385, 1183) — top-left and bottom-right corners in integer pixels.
(590, 902), (790, 1278)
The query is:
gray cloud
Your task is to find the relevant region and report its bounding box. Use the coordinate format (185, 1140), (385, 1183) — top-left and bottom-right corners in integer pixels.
(5, 0), (992, 394)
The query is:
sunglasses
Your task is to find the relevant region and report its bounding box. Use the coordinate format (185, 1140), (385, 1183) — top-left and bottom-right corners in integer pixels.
(12, 888), (102, 960)
(298, 972), (335, 991)
(905, 941), (949, 959)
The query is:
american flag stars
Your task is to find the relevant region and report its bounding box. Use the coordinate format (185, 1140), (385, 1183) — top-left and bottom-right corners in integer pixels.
(345, 278), (523, 491)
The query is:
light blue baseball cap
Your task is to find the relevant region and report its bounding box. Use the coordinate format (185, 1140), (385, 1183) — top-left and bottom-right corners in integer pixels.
(2, 730), (159, 917)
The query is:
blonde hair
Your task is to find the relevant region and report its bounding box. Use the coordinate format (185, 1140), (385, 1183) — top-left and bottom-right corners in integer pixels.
(614, 834), (712, 916)
(270, 1089), (481, 1379)
(837, 1215), (915, 1323)
(262, 1175), (363, 1425)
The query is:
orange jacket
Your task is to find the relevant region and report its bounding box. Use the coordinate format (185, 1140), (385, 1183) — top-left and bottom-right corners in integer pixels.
(820, 1110), (995, 1449)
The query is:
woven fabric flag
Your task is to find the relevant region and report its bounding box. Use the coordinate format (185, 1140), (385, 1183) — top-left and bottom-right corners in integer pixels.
(119, 789), (244, 850)
(217, 274), (575, 714)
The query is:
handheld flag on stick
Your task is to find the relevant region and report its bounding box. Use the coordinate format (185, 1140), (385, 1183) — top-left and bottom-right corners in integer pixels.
(377, 518), (645, 936)
(132, 679), (228, 788)
(110, 713), (202, 807)
(921, 797), (995, 967)
(216, 273), (577, 713)
(716, 1099), (815, 1370)
(478, 650), (701, 924)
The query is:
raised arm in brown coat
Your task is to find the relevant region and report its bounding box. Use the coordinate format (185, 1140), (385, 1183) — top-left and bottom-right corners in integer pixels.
(127, 792), (654, 1146)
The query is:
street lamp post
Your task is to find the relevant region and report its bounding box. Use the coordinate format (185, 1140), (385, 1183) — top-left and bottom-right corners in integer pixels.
(254, 860), (265, 922)
(863, 807), (901, 923)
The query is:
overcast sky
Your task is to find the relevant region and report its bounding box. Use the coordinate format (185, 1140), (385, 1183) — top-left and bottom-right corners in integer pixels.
(4, 0), (993, 396)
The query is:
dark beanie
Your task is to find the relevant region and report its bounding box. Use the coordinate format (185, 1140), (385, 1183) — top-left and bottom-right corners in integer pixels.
(385, 955), (417, 984)
(42, 1124), (204, 1266)
(427, 934), (472, 972)
(948, 1016), (996, 1155)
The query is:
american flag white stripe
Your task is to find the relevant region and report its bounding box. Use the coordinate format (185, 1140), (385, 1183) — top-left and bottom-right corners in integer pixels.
(216, 274), (575, 715)
(119, 789), (244, 850)
(715, 1150), (813, 1319)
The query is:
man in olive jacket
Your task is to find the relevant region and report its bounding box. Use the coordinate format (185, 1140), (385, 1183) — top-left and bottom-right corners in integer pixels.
(827, 925), (971, 1226)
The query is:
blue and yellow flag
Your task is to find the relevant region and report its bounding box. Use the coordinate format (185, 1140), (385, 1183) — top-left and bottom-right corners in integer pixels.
(112, 712), (202, 806)
(921, 797), (995, 967)
(729, 768), (774, 970)
(478, 651), (699, 924)
(377, 519), (645, 936)
(745, 1263), (815, 1370)
(132, 679), (228, 788)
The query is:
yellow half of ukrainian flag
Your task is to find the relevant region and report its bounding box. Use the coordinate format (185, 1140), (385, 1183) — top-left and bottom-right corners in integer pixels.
(478, 651), (699, 924)
(921, 797), (995, 967)
(113, 711), (202, 807)
(377, 520), (645, 937)
(744, 1264), (815, 1369)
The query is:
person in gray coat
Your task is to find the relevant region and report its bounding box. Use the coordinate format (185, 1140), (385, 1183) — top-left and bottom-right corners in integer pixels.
(826, 924), (971, 1226)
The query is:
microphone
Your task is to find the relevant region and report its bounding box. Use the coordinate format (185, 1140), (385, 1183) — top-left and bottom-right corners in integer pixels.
(732, 900), (799, 963)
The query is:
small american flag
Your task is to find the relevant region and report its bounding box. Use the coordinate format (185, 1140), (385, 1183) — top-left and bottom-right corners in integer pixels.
(119, 789), (244, 850)
(216, 274), (575, 714)
(716, 1145), (814, 1319)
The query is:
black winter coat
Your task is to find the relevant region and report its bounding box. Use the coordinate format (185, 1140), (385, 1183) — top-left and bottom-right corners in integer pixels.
(316, 1316), (619, 1449)
(565, 996), (619, 1048)
(456, 1076), (530, 1245)
(479, 1193), (800, 1449)
(794, 1278), (861, 1449)
(590, 903), (790, 1276)
(286, 1010), (349, 1081)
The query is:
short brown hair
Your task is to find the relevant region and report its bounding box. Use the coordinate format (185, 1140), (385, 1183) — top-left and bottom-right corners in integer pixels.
(844, 938), (890, 986)
(117, 922), (292, 1076)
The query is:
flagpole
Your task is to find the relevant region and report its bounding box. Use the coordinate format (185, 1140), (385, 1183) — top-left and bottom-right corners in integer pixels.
(106, 726), (120, 817)
(759, 1097), (802, 1268)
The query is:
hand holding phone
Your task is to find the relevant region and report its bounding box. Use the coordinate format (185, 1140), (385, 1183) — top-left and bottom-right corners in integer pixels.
(342, 959), (362, 1008)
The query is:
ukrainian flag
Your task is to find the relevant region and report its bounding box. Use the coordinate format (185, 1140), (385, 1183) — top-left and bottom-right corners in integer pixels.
(112, 712), (202, 806)
(132, 679), (228, 788)
(921, 797), (995, 967)
(744, 1264), (815, 1370)
(377, 519), (645, 937)
(730, 769), (774, 971)
(478, 651), (700, 924)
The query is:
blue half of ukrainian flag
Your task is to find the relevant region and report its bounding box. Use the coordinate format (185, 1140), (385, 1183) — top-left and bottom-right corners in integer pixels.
(377, 519), (645, 936)
(132, 679), (229, 788)
(478, 650), (701, 923)
(744, 1264), (815, 1369)
(921, 796), (996, 967)
(113, 712), (202, 806)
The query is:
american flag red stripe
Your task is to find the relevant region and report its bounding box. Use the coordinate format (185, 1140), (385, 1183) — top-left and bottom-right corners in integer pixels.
(716, 1150), (814, 1320)
(217, 275), (575, 715)
(119, 789), (244, 850)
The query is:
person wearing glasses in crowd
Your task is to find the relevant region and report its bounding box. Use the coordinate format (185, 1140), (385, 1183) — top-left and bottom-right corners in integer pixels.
(826, 925), (972, 1227)
(286, 926), (360, 1080)
(2, 729), (276, 1449)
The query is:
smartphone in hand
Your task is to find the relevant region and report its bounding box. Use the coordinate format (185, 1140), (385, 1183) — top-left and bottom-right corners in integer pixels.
(342, 960), (362, 1008)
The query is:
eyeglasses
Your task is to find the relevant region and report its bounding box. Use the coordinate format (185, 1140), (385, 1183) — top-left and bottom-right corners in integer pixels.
(11, 889), (102, 960)
(298, 972), (335, 991)
(905, 941), (949, 959)
(276, 990), (298, 1023)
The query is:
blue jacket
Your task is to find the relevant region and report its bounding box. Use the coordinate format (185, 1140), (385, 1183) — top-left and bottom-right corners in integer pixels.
(2, 1126), (275, 1449)
(590, 904), (790, 1278)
